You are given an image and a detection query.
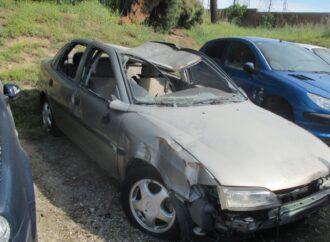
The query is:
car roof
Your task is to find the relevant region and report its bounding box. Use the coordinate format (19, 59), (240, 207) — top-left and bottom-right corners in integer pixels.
(117, 42), (201, 72)
(72, 39), (202, 72)
(208, 36), (287, 45)
(295, 43), (325, 50)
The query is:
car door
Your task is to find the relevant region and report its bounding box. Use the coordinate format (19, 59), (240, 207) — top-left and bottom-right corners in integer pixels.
(72, 46), (123, 178)
(222, 40), (264, 104)
(48, 41), (88, 137)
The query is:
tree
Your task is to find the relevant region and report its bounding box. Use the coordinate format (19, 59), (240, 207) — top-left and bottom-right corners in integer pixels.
(210, 0), (218, 23)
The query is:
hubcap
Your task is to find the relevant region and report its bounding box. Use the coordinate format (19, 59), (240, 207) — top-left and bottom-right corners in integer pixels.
(42, 102), (52, 130)
(129, 179), (176, 234)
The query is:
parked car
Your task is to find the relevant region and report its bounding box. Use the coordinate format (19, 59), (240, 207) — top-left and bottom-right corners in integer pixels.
(39, 39), (330, 241)
(0, 82), (37, 242)
(200, 37), (330, 143)
(296, 43), (330, 65)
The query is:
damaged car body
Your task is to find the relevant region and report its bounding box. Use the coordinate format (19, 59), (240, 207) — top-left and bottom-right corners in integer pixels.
(39, 39), (330, 240)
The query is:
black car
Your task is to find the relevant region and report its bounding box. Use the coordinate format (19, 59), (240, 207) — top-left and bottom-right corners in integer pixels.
(0, 83), (37, 242)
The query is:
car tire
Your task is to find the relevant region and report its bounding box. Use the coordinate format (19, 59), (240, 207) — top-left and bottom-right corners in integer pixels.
(41, 99), (62, 136)
(121, 165), (182, 241)
(265, 98), (294, 122)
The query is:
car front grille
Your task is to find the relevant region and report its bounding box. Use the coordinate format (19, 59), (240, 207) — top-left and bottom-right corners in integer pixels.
(275, 180), (321, 203)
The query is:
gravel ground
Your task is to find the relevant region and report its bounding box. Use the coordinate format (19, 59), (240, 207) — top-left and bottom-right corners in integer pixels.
(21, 136), (330, 242)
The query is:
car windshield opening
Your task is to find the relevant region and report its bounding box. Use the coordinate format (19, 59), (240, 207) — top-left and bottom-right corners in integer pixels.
(122, 55), (245, 107)
(257, 42), (330, 73)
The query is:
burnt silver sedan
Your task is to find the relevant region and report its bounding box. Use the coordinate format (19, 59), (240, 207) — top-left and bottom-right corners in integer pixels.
(39, 39), (330, 241)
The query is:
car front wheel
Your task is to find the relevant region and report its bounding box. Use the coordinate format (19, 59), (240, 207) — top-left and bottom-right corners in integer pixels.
(122, 165), (181, 240)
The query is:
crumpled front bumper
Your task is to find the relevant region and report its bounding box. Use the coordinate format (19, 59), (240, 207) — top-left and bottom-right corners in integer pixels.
(223, 188), (330, 233)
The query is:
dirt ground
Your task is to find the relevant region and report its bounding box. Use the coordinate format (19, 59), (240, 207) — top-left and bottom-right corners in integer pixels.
(21, 135), (330, 242)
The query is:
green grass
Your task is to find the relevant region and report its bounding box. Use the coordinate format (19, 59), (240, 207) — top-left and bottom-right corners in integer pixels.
(0, 0), (167, 45)
(187, 18), (330, 48)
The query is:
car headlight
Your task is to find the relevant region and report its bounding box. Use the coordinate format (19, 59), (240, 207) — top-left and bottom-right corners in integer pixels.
(307, 93), (330, 110)
(218, 186), (281, 211)
(0, 216), (10, 242)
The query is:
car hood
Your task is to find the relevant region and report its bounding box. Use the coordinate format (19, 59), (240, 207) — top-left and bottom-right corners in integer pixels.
(275, 71), (330, 95)
(136, 101), (330, 191)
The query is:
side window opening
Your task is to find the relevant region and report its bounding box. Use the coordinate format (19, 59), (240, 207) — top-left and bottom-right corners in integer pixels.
(83, 50), (118, 100)
(121, 54), (243, 106)
(225, 42), (257, 71)
(58, 43), (86, 79)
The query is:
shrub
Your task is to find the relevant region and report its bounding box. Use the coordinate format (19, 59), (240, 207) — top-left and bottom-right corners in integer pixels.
(178, 0), (204, 29)
(259, 13), (276, 28)
(146, 0), (181, 32)
(99, 0), (204, 32)
(223, 4), (247, 25)
(147, 0), (204, 32)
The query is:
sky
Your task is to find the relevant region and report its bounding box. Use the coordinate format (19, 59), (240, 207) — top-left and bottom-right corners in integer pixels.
(203, 0), (330, 12)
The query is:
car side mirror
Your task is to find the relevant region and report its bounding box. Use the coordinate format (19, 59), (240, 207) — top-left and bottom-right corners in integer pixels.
(3, 83), (21, 100)
(243, 62), (256, 74)
(109, 99), (129, 112)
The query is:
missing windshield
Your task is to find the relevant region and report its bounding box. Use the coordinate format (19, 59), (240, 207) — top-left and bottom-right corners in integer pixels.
(122, 54), (244, 107)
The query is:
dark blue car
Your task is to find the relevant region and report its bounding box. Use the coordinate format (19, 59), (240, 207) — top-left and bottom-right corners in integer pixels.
(0, 83), (37, 242)
(201, 37), (330, 143)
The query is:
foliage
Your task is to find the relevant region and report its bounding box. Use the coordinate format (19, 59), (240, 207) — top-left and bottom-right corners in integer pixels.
(147, 0), (204, 32)
(259, 13), (276, 28)
(98, 0), (123, 12)
(187, 18), (330, 48)
(223, 4), (247, 25)
(147, 0), (181, 32)
(178, 0), (204, 29)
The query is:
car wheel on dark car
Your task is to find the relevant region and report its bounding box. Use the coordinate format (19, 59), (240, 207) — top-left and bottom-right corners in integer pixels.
(42, 99), (61, 136)
(122, 165), (181, 241)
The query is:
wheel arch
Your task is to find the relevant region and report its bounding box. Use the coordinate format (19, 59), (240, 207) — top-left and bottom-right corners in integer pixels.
(39, 91), (47, 105)
(262, 94), (295, 120)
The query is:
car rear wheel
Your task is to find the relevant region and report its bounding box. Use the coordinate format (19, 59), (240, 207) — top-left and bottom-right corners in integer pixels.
(122, 165), (181, 240)
(42, 100), (61, 136)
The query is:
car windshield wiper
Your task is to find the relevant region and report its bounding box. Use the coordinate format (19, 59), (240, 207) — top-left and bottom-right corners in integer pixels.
(193, 97), (227, 105)
(312, 71), (330, 74)
(135, 100), (175, 107)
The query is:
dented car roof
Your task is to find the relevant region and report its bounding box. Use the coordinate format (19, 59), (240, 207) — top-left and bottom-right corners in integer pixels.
(110, 42), (202, 71)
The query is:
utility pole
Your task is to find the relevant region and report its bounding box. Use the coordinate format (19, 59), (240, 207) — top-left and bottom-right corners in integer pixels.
(268, 0), (273, 12)
(210, 0), (218, 23)
(283, 0), (288, 12)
